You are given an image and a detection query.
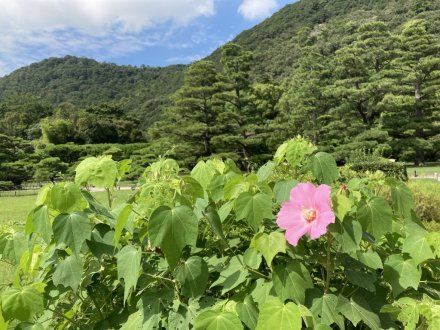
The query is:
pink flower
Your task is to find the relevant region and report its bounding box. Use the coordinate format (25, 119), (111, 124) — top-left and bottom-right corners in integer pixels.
(277, 182), (335, 246)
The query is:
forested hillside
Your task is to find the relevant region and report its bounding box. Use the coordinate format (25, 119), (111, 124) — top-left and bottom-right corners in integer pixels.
(0, 0), (439, 181)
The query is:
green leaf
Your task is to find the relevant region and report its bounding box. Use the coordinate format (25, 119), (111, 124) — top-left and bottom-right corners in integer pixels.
(357, 197), (393, 240)
(356, 250), (383, 269)
(224, 176), (250, 200)
(427, 232), (440, 258)
(251, 279), (275, 306)
(384, 255), (421, 297)
(75, 156), (118, 189)
(310, 294), (343, 327)
(331, 218), (362, 253)
(218, 201), (233, 222)
(117, 159), (132, 179)
(113, 204), (133, 245)
(195, 310), (243, 330)
(0, 286), (43, 321)
(235, 193), (272, 232)
(332, 194), (351, 221)
(390, 182), (415, 221)
(273, 180), (297, 203)
(81, 190), (115, 219)
(205, 206), (225, 241)
(117, 245), (141, 302)
(182, 176), (205, 203)
(50, 182), (82, 213)
(257, 161), (276, 182)
(272, 262), (313, 304)
(255, 298), (301, 330)
(345, 269), (377, 292)
(395, 297), (420, 330)
(53, 212), (92, 255)
(175, 256), (209, 298)
(139, 289), (174, 329)
(149, 205), (198, 270)
(120, 310), (142, 330)
(31, 205), (52, 244)
(402, 230), (435, 265)
(15, 322), (45, 330)
(191, 161), (216, 189)
(308, 152), (339, 184)
(251, 232), (286, 266)
(52, 255), (82, 291)
(207, 175), (227, 202)
(336, 293), (381, 329)
(211, 256), (248, 295)
(283, 138), (317, 168)
(243, 247), (262, 269)
(236, 295), (259, 330)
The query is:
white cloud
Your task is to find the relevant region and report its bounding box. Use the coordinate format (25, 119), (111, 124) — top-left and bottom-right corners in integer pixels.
(238, 0), (278, 20)
(0, 0), (215, 75)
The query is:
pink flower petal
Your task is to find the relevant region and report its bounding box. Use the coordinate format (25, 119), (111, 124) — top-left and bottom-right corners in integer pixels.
(290, 182), (315, 209)
(285, 222), (310, 246)
(276, 202), (303, 230)
(314, 184), (332, 212)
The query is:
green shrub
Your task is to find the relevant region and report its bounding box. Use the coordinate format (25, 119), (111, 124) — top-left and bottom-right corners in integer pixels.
(347, 151), (407, 180)
(408, 179), (440, 222)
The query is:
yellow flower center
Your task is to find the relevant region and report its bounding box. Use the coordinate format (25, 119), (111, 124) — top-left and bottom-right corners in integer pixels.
(302, 208), (317, 223)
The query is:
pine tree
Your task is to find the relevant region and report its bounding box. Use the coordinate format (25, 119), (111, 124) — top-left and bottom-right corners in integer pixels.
(149, 60), (219, 165)
(380, 19), (440, 164)
(213, 43), (265, 167)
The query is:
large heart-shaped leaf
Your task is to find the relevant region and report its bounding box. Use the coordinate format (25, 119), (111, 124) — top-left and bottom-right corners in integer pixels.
(272, 262), (313, 304)
(251, 232), (286, 266)
(117, 245), (142, 302)
(256, 298), (301, 330)
(357, 197), (393, 240)
(0, 286), (43, 321)
(52, 255), (82, 291)
(75, 156), (118, 189)
(384, 255), (421, 297)
(195, 310), (243, 330)
(53, 212), (91, 255)
(307, 152), (339, 184)
(149, 205), (198, 269)
(235, 193), (272, 232)
(175, 256), (209, 298)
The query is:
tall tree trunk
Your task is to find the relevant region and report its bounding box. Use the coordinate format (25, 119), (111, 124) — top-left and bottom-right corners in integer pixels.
(414, 82), (424, 165)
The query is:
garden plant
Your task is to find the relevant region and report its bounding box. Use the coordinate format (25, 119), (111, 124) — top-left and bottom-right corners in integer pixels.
(0, 138), (439, 329)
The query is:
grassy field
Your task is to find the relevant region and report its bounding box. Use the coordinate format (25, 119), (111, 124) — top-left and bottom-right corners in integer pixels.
(0, 189), (133, 225)
(407, 162), (440, 177)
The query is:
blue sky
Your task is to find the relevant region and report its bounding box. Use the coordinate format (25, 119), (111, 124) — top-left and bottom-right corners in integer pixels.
(0, 0), (295, 76)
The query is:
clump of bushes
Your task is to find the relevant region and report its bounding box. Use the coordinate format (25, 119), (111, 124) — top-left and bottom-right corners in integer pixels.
(408, 179), (440, 223)
(346, 150), (407, 180)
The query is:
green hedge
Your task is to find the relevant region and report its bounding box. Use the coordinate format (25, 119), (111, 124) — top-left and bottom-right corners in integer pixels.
(349, 160), (408, 181)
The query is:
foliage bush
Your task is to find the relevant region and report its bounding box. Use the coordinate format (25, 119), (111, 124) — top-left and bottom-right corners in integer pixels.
(407, 179), (440, 223)
(347, 151), (408, 181)
(0, 138), (439, 329)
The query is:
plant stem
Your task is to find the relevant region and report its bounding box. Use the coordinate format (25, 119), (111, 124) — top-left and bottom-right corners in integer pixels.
(86, 291), (105, 320)
(47, 307), (80, 327)
(324, 232), (333, 293)
(106, 188), (113, 208)
(144, 272), (175, 284)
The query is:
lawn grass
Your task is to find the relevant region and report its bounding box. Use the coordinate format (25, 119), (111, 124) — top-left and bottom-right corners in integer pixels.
(407, 162), (440, 177)
(0, 189), (133, 225)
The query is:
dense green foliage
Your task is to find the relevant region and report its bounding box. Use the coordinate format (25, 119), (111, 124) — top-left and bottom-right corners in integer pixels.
(408, 179), (440, 222)
(0, 138), (150, 186)
(1, 138), (439, 329)
(0, 56), (185, 128)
